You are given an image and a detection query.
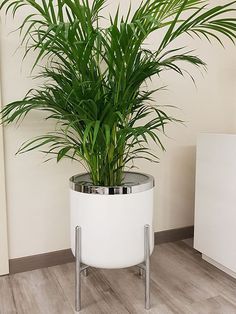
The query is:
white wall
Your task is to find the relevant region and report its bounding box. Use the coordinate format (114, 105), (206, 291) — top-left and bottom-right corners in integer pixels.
(1, 1), (236, 258)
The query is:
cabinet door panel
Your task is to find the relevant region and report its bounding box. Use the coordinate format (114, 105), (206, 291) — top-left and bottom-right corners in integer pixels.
(194, 133), (236, 273)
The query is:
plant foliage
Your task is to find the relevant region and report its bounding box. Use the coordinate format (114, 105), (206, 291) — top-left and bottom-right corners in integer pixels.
(1, 0), (236, 185)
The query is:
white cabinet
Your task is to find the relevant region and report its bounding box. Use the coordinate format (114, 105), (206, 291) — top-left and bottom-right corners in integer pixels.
(194, 133), (236, 277)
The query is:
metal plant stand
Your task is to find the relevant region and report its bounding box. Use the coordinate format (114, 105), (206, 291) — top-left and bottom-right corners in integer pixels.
(75, 224), (151, 312)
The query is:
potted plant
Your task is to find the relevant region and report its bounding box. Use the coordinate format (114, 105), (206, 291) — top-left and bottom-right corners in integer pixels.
(1, 0), (236, 283)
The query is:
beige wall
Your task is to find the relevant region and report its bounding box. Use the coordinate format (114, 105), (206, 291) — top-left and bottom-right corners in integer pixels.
(1, 12), (79, 259)
(1, 1), (236, 258)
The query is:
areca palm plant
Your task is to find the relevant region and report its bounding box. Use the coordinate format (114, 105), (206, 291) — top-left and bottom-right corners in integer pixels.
(1, 0), (236, 186)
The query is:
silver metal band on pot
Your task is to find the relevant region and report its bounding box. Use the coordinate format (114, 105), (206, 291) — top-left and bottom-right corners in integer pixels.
(69, 172), (155, 195)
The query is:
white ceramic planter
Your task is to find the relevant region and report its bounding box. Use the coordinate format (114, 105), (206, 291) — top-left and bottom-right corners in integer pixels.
(70, 172), (154, 269)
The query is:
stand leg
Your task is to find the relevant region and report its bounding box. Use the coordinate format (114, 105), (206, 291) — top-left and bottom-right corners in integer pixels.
(75, 226), (81, 312)
(139, 268), (144, 277)
(82, 268), (88, 277)
(144, 225), (150, 310)
(74, 225), (150, 311)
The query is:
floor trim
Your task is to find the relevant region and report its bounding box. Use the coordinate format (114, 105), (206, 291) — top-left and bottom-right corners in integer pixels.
(9, 225), (194, 274)
(155, 225), (194, 245)
(9, 249), (75, 274)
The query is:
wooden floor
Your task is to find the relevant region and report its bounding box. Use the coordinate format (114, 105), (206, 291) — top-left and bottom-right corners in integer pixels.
(1, 240), (236, 314)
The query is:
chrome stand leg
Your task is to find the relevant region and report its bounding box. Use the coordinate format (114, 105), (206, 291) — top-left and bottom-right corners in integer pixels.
(144, 224), (150, 310)
(82, 268), (88, 277)
(74, 225), (151, 312)
(75, 226), (81, 312)
(139, 268), (144, 277)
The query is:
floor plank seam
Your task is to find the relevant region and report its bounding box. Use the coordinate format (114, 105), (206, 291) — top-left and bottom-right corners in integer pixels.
(48, 266), (75, 313)
(9, 276), (18, 314)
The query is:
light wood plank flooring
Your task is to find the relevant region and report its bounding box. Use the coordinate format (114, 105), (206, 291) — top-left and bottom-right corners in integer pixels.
(1, 240), (236, 314)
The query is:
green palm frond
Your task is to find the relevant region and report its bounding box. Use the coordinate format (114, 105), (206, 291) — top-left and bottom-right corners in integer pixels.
(1, 0), (236, 185)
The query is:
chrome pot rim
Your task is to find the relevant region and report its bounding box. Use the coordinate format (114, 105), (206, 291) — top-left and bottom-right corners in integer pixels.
(69, 172), (155, 195)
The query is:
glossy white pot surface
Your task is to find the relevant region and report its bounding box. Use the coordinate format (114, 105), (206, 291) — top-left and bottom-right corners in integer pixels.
(70, 172), (154, 269)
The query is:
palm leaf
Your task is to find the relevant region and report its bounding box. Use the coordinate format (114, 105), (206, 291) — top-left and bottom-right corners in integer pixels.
(1, 0), (236, 185)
